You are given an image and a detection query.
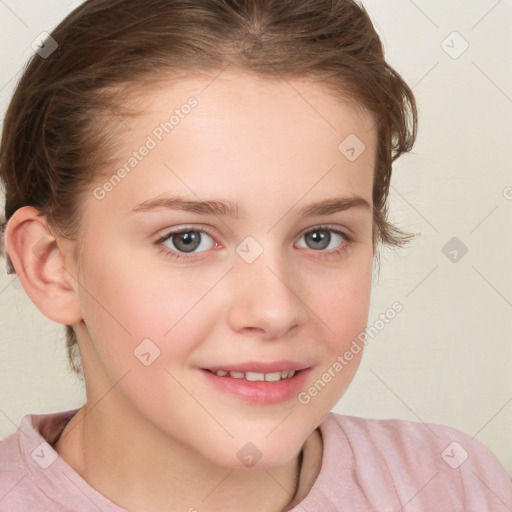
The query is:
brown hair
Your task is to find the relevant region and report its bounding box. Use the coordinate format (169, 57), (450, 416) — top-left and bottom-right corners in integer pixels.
(0, 0), (417, 378)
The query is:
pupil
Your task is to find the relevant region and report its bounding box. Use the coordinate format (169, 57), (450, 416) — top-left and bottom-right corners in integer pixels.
(307, 230), (330, 250)
(174, 231), (200, 253)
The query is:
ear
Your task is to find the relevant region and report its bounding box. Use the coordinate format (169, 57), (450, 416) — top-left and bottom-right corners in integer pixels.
(4, 206), (83, 325)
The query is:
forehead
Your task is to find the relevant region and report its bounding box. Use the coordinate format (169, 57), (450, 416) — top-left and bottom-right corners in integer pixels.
(91, 70), (377, 215)
(133, 70), (375, 138)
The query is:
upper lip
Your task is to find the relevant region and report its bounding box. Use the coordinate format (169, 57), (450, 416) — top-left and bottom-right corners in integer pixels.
(203, 360), (311, 373)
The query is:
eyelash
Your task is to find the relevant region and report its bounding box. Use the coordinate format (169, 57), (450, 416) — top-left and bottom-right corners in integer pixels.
(155, 224), (353, 262)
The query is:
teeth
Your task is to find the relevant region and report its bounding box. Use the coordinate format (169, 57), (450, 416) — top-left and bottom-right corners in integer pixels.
(211, 369), (297, 381)
(244, 371), (263, 381)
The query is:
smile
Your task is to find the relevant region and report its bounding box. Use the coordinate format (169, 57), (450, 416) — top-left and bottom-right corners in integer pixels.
(200, 367), (311, 405)
(206, 369), (297, 381)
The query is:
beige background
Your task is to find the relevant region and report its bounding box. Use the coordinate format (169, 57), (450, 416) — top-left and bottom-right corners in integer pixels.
(0, 0), (511, 476)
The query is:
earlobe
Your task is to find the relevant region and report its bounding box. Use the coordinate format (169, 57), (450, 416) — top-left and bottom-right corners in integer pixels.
(4, 206), (83, 326)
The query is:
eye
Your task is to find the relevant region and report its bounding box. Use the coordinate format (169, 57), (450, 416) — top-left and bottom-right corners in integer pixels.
(156, 225), (352, 262)
(295, 227), (348, 252)
(158, 228), (216, 256)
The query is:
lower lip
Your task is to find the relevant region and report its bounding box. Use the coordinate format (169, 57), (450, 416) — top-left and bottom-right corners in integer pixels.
(199, 368), (311, 405)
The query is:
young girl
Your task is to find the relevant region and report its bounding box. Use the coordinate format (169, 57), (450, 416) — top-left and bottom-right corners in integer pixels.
(0, 0), (510, 510)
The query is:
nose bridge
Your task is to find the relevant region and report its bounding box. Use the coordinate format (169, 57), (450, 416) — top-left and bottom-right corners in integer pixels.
(227, 240), (307, 337)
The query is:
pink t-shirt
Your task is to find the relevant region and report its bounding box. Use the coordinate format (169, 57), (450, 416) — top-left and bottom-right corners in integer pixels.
(0, 409), (510, 511)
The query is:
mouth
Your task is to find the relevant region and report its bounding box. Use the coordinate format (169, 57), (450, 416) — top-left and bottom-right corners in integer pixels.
(199, 364), (312, 405)
(203, 368), (301, 382)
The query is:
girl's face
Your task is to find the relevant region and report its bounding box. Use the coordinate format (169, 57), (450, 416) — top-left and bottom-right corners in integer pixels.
(70, 71), (375, 469)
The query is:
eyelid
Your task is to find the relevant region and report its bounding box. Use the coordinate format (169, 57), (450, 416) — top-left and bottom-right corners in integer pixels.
(297, 223), (353, 241)
(155, 223), (217, 241)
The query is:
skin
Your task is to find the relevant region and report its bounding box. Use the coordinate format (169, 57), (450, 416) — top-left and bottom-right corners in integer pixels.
(6, 70), (376, 511)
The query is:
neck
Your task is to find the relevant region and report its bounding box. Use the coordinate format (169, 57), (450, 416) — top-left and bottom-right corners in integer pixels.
(53, 402), (322, 512)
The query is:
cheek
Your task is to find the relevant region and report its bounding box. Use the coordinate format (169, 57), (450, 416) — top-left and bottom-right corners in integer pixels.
(77, 243), (225, 365)
(306, 249), (373, 346)
(292, 255), (372, 426)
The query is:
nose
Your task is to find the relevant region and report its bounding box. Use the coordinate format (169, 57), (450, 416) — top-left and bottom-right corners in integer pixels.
(226, 250), (308, 340)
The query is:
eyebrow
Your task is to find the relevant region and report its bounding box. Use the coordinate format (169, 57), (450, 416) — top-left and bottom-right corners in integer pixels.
(130, 195), (371, 218)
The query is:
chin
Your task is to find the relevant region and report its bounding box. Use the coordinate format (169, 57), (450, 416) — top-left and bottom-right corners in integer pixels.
(209, 434), (305, 471)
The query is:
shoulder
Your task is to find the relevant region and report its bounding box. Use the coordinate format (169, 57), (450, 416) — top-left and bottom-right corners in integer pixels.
(328, 413), (503, 464)
(0, 422), (38, 510)
(319, 413), (512, 511)
(326, 412), (510, 477)
(329, 413), (484, 456)
(0, 421), (28, 479)
(0, 409), (86, 512)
